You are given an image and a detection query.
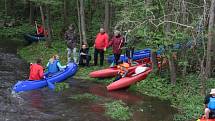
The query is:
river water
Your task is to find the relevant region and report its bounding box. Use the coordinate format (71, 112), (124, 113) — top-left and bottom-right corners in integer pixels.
(0, 39), (176, 121)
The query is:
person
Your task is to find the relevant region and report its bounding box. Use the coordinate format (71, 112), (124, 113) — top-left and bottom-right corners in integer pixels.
(64, 24), (78, 63)
(204, 89), (215, 119)
(29, 58), (44, 80)
(109, 30), (125, 65)
(124, 31), (135, 64)
(94, 27), (109, 66)
(35, 21), (47, 37)
(79, 44), (91, 66)
(113, 62), (130, 82)
(46, 55), (66, 75)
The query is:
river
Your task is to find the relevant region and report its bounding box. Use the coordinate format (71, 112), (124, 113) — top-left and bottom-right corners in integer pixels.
(0, 39), (176, 121)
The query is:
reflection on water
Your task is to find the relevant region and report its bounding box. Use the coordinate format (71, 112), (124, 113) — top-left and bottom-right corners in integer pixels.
(0, 39), (176, 121)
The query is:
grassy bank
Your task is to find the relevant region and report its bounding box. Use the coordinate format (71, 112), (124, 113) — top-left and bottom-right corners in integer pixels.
(18, 40), (215, 121)
(129, 74), (215, 120)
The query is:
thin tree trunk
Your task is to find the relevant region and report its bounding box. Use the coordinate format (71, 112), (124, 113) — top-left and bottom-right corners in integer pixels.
(77, 0), (82, 47)
(63, 0), (69, 27)
(39, 6), (48, 39)
(151, 51), (158, 72)
(4, 0), (7, 18)
(206, 0), (215, 78)
(29, 1), (33, 24)
(79, 0), (87, 45)
(46, 6), (52, 47)
(168, 54), (176, 85)
(104, 0), (109, 34)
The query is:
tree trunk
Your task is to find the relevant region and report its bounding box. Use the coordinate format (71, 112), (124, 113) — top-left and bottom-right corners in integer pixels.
(4, 0), (7, 18)
(29, 0), (34, 24)
(151, 50), (158, 72)
(39, 6), (48, 39)
(63, 0), (69, 27)
(206, 0), (215, 78)
(46, 6), (52, 47)
(77, 0), (83, 47)
(168, 54), (176, 85)
(104, 0), (109, 34)
(79, 0), (87, 45)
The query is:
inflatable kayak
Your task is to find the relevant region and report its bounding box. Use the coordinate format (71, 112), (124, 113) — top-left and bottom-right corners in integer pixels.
(12, 63), (78, 93)
(24, 34), (45, 43)
(107, 48), (151, 63)
(107, 66), (152, 91)
(89, 59), (150, 78)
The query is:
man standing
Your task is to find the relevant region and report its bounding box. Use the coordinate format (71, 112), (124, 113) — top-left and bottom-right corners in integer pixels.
(109, 30), (124, 65)
(64, 24), (78, 63)
(94, 27), (109, 66)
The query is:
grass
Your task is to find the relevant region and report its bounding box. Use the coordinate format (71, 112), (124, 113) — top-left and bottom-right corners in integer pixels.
(129, 73), (215, 121)
(54, 82), (70, 92)
(69, 93), (99, 101)
(104, 100), (132, 121)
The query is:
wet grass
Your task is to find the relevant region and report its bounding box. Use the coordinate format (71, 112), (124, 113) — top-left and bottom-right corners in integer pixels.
(69, 93), (99, 101)
(105, 100), (132, 121)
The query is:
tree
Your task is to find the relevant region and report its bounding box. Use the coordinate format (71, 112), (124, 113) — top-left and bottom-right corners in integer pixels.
(206, 0), (215, 78)
(79, 0), (87, 45)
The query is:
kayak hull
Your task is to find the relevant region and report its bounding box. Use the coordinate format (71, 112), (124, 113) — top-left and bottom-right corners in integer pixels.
(24, 34), (45, 43)
(12, 63), (78, 93)
(107, 68), (152, 91)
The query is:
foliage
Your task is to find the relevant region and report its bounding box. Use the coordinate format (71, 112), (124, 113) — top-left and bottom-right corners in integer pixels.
(69, 93), (98, 102)
(131, 73), (215, 120)
(54, 82), (69, 92)
(105, 100), (132, 121)
(0, 23), (34, 39)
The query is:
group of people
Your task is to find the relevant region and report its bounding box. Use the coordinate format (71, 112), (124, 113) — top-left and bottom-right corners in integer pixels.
(29, 55), (66, 81)
(29, 24), (131, 81)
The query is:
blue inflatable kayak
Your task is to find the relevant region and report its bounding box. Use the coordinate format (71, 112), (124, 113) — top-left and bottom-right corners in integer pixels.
(107, 48), (152, 63)
(12, 63), (78, 93)
(24, 34), (45, 43)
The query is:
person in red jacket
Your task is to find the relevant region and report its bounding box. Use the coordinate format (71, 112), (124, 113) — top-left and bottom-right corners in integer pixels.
(29, 58), (44, 80)
(93, 27), (109, 66)
(109, 30), (124, 65)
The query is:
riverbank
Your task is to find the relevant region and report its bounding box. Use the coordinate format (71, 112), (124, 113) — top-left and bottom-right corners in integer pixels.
(18, 40), (215, 121)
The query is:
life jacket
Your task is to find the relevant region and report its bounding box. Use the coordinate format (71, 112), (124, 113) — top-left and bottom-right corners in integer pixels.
(48, 60), (59, 74)
(117, 63), (130, 75)
(208, 97), (215, 110)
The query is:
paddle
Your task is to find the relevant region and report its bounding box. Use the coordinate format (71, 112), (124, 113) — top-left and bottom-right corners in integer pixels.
(46, 79), (55, 91)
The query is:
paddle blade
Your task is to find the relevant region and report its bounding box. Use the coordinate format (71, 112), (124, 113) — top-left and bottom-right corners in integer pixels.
(47, 80), (55, 91)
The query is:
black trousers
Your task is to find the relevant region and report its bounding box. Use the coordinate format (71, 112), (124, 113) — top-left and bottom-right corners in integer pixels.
(94, 48), (104, 66)
(79, 55), (90, 66)
(114, 53), (121, 65)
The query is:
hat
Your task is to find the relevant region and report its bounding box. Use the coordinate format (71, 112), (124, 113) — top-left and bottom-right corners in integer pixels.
(210, 89), (215, 94)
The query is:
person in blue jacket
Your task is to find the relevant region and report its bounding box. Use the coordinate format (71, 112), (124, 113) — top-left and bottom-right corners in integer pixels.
(46, 55), (66, 75)
(204, 89), (215, 119)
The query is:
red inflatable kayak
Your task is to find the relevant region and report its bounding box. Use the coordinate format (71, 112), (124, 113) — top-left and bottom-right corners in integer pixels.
(89, 65), (140, 78)
(107, 67), (152, 91)
(89, 59), (151, 78)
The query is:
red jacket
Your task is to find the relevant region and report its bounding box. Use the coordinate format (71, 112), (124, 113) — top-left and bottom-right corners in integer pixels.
(94, 33), (109, 50)
(29, 64), (44, 80)
(109, 35), (124, 54)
